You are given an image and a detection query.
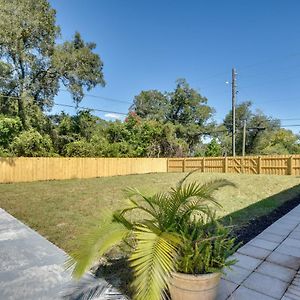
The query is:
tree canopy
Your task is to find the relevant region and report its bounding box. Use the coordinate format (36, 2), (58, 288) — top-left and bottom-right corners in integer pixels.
(0, 0), (299, 158)
(0, 0), (104, 127)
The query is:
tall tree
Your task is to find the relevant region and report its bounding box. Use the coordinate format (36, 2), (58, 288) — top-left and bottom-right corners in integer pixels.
(168, 79), (214, 127)
(223, 101), (282, 155)
(131, 79), (215, 152)
(0, 0), (105, 127)
(130, 90), (169, 121)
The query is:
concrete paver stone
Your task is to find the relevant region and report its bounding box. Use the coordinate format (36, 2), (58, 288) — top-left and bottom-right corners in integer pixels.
(242, 271), (289, 299)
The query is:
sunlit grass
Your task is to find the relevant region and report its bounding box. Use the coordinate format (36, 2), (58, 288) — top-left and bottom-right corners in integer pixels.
(0, 172), (299, 253)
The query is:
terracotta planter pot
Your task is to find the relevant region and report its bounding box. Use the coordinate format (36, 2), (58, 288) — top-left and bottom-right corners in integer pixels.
(168, 272), (221, 300)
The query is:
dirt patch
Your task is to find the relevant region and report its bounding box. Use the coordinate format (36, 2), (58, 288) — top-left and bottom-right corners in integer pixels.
(233, 195), (300, 246)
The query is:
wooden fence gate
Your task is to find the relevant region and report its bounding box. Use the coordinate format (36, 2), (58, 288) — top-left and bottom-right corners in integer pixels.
(167, 155), (300, 176)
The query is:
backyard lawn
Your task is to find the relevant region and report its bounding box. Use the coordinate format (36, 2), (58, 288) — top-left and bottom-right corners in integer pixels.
(0, 172), (300, 254)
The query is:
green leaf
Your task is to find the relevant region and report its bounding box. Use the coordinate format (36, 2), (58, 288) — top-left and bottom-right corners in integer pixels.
(66, 212), (129, 278)
(129, 224), (181, 300)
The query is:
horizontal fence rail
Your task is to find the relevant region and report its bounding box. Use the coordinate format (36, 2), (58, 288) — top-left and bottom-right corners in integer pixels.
(1, 155), (300, 183)
(0, 157), (168, 183)
(167, 155), (300, 176)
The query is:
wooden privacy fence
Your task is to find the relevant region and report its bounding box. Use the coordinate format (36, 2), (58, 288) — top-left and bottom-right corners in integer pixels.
(1, 155), (300, 183)
(0, 157), (168, 183)
(167, 155), (300, 176)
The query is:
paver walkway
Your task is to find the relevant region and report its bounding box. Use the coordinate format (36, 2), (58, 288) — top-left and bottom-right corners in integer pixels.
(218, 204), (300, 300)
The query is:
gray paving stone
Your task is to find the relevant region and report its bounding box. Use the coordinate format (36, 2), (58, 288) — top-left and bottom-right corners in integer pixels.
(257, 232), (286, 243)
(243, 272), (289, 299)
(289, 230), (300, 241)
(281, 238), (300, 249)
(249, 238), (279, 251)
(256, 261), (296, 283)
(276, 217), (299, 224)
(231, 253), (262, 271)
(264, 225), (292, 237)
(230, 286), (276, 300)
(266, 251), (300, 270)
(216, 279), (238, 300)
(281, 296), (298, 300)
(276, 244), (300, 258)
(223, 265), (252, 285)
(282, 270), (300, 300)
(237, 244), (271, 260)
(284, 286), (300, 299)
(293, 224), (300, 232)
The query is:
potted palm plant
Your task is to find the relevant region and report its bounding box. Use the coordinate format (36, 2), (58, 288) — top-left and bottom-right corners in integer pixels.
(67, 173), (237, 300)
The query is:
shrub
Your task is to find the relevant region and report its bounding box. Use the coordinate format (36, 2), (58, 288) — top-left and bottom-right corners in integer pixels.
(0, 115), (22, 148)
(11, 129), (54, 157)
(64, 140), (96, 157)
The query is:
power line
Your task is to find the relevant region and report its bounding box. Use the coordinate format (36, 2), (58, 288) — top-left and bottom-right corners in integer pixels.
(59, 89), (132, 105)
(278, 118), (300, 121)
(281, 124), (300, 127)
(54, 102), (127, 116)
(237, 51), (300, 72)
(239, 73), (300, 90)
(0, 93), (128, 116)
(0, 75), (132, 105)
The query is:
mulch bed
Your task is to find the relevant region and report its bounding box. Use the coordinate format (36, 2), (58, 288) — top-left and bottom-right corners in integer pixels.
(233, 194), (300, 246)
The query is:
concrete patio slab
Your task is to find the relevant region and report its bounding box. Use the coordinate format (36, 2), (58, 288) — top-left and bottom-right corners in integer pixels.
(0, 208), (70, 299)
(0, 208), (126, 300)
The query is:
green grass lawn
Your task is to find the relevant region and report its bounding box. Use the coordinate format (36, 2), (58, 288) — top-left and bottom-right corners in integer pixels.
(0, 172), (300, 254)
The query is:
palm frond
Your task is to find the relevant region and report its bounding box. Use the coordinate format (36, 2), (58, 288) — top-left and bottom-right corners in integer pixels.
(66, 212), (130, 278)
(199, 179), (236, 195)
(61, 273), (128, 300)
(129, 225), (181, 300)
(123, 188), (159, 219)
(176, 169), (199, 189)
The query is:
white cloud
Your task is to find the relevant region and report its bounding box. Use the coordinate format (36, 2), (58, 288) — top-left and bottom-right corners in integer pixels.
(104, 113), (123, 120)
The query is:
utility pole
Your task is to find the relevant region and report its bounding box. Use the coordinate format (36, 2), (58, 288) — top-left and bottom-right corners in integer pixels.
(242, 120), (247, 156)
(232, 68), (237, 157)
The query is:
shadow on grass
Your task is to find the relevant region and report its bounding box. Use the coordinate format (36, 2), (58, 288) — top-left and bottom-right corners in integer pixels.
(221, 183), (300, 245)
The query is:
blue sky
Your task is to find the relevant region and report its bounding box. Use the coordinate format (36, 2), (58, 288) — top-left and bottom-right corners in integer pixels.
(50, 0), (300, 132)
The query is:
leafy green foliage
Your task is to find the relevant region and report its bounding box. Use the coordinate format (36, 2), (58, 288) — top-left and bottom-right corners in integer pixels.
(177, 215), (238, 274)
(254, 128), (300, 155)
(10, 129), (54, 157)
(130, 79), (215, 152)
(205, 138), (222, 157)
(0, 0), (104, 126)
(222, 101), (288, 155)
(64, 140), (96, 157)
(0, 115), (21, 148)
(130, 90), (169, 122)
(69, 173), (236, 300)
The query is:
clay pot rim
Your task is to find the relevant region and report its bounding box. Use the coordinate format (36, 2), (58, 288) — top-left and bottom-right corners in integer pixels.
(171, 271), (221, 281)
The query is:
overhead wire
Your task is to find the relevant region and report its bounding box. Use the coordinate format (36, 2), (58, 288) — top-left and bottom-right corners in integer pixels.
(0, 93), (128, 116)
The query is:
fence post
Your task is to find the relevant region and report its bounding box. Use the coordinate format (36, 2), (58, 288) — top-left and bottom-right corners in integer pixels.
(166, 158), (169, 173)
(182, 158), (186, 172)
(223, 157), (228, 173)
(257, 156), (261, 174)
(288, 156), (294, 175)
(202, 157), (205, 173)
